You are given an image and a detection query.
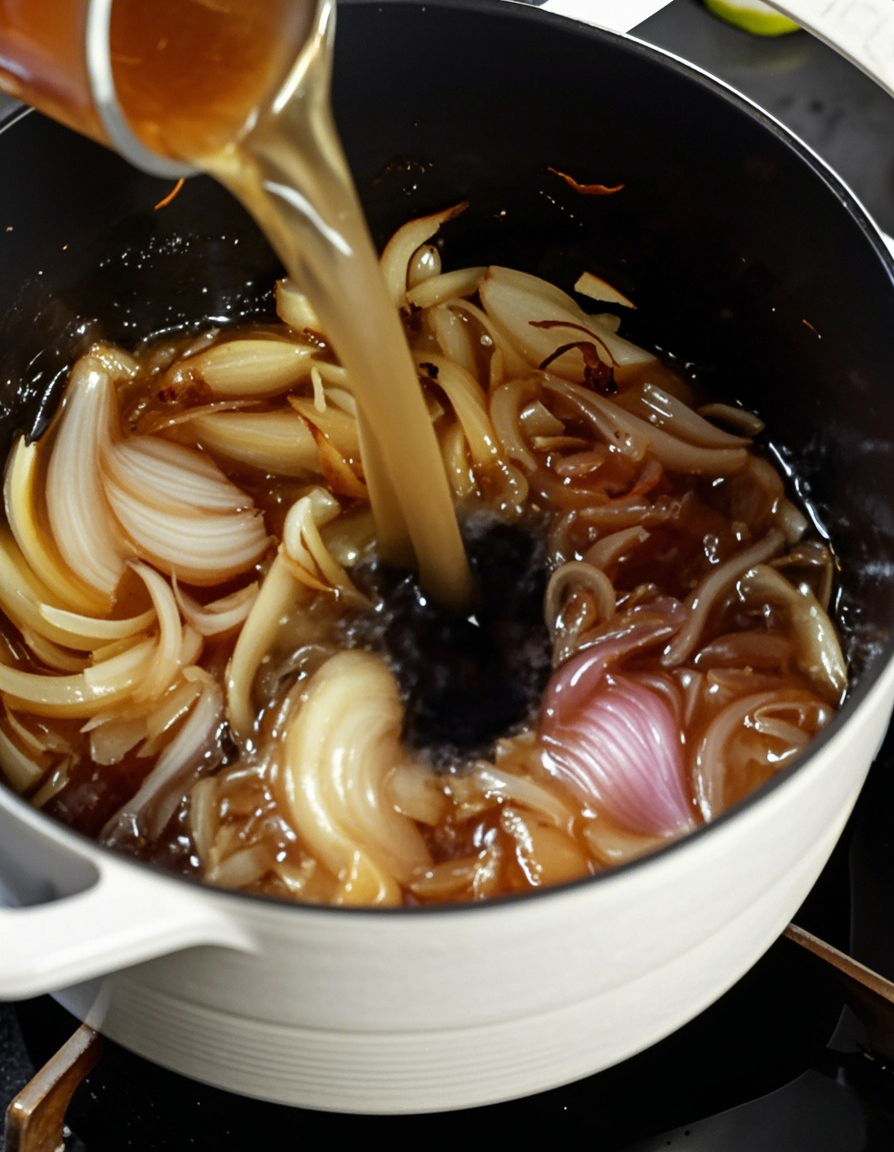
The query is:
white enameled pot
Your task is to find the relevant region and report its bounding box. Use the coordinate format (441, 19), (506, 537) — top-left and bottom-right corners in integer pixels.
(3, 659), (894, 1113)
(2, 0), (894, 1114)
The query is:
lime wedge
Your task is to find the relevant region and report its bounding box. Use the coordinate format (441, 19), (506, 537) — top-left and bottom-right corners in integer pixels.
(704, 0), (800, 36)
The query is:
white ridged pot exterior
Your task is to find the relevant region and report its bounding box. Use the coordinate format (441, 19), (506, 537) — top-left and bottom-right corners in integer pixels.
(2, 658), (892, 1113)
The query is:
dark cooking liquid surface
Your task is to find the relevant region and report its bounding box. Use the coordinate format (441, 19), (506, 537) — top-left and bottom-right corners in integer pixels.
(346, 515), (552, 763)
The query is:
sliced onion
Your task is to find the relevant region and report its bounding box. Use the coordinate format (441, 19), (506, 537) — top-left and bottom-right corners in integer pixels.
(414, 351), (500, 471)
(226, 554), (306, 743)
(540, 650), (695, 837)
(159, 337), (318, 398)
(479, 265), (655, 382)
(275, 279), (322, 333)
(185, 408), (315, 477)
(0, 723), (48, 792)
(102, 439), (268, 586)
(104, 436), (257, 513)
(102, 673), (225, 843)
(737, 564), (847, 702)
(280, 650), (430, 905)
(0, 636), (156, 718)
(406, 266), (485, 310)
(0, 526), (152, 652)
(379, 202), (467, 308)
(173, 579), (258, 637)
(45, 350), (131, 601)
(574, 271), (635, 309)
(129, 563), (186, 703)
(662, 530), (786, 668)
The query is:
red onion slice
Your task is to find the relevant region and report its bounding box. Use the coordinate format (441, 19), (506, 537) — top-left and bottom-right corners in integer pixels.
(540, 646), (696, 838)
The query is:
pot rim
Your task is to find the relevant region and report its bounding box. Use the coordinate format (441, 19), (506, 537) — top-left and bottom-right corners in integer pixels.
(1, 0), (893, 920)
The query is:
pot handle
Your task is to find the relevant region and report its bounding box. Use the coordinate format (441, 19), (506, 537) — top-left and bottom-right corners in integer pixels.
(764, 2), (894, 102)
(0, 837), (251, 1000)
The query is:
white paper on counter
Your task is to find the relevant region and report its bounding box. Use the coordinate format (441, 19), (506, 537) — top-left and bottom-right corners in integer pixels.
(535, 0), (675, 35)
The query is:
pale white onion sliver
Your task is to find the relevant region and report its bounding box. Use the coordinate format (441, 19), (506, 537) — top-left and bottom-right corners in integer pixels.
(632, 383), (752, 448)
(489, 377), (541, 471)
(282, 495), (367, 607)
(388, 762), (448, 826)
(29, 761), (73, 810)
(309, 363), (350, 391)
(288, 396), (362, 460)
(173, 579), (258, 638)
(129, 563), (185, 704)
(227, 553), (306, 744)
(189, 776), (220, 868)
(104, 475), (268, 585)
(0, 636), (155, 718)
(414, 352), (501, 470)
(45, 354), (130, 601)
(206, 844), (271, 889)
(5, 706), (72, 756)
(473, 764), (579, 833)
(101, 676), (225, 844)
(20, 630), (90, 673)
(38, 602), (156, 649)
(0, 526), (134, 652)
(427, 305), (479, 377)
(443, 298), (532, 381)
(89, 715), (150, 766)
(776, 498), (810, 545)
(142, 674), (205, 747)
(104, 436), (257, 514)
(406, 243), (440, 290)
(80, 674), (203, 759)
(178, 626), (203, 674)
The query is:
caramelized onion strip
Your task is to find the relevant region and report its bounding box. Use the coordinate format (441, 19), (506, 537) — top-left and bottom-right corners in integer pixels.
(662, 530), (786, 668)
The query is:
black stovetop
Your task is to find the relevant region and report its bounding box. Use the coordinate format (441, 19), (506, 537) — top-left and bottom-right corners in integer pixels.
(3, 1), (894, 1146)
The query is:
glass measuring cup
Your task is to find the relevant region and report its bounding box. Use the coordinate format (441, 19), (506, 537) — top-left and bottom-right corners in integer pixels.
(0, 0), (320, 176)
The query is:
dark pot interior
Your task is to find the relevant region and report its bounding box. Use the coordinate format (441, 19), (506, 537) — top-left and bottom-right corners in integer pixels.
(1, 0), (893, 697)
